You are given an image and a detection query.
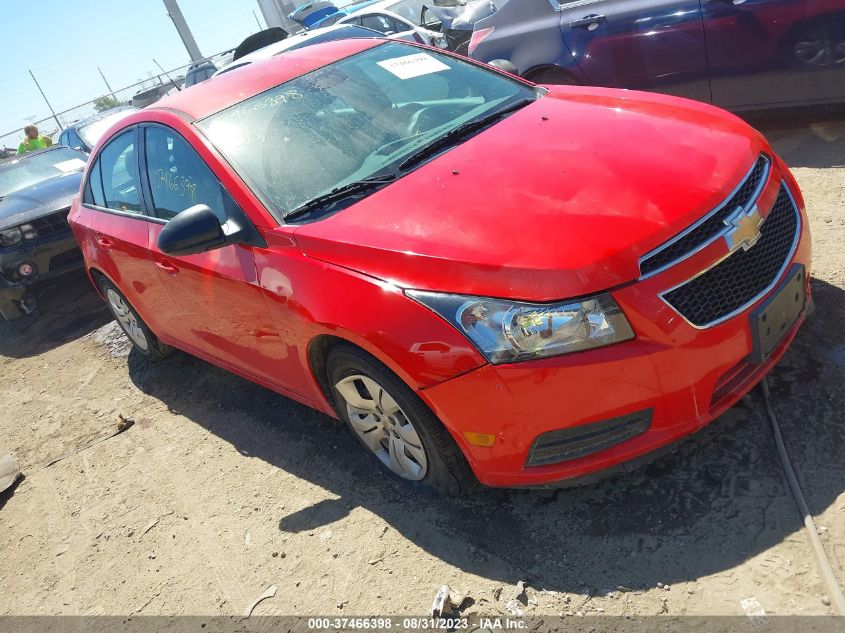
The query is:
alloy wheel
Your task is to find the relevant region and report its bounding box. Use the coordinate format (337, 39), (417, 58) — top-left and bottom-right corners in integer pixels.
(794, 25), (845, 67)
(334, 374), (428, 481)
(106, 288), (150, 352)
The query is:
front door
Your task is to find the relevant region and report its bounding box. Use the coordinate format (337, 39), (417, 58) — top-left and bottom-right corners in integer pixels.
(557, 0), (711, 101)
(702, 0), (845, 109)
(139, 123), (291, 389)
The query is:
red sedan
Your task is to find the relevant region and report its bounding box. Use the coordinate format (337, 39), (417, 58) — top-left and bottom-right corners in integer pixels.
(68, 39), (812, 493)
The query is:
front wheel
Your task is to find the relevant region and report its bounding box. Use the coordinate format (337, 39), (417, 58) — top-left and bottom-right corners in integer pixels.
(327, 345), (476, 495)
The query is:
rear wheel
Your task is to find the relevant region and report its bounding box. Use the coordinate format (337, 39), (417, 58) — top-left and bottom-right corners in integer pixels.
(327, 345), (476, 495)
(98, 277), (172, 361)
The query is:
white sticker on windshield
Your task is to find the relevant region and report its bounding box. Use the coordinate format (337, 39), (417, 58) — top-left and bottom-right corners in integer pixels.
(377, 53), (450, 80)
(55, 158), (86, 173)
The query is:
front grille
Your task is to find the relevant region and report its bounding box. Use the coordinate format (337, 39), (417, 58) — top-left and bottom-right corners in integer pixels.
(640, 155), (769, 276)
(662, 185), (798, 327)
(526, 409), (653, 467)
(27, 209), (71, 240)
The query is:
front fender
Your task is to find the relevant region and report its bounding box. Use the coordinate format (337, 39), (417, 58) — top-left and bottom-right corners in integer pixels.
(254, 244), (487, 407)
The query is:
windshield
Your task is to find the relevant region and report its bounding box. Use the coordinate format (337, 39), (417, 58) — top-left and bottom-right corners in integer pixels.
(0, 148), (86, 198)
(198, 42), (537, 220)
(79, 108), (138, 148)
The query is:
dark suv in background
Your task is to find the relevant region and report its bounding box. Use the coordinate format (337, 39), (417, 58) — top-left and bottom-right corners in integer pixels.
(0, 147), (87, 319)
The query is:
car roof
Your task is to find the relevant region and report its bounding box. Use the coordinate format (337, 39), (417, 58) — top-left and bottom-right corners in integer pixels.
(66, 106), (139, 131)
(154, 38), (385, 120)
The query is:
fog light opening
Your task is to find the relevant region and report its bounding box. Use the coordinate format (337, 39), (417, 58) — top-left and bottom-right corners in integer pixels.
(17, 261), (37, 279)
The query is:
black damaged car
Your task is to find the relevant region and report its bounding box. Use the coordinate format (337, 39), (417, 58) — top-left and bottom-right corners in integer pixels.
(0, 147), (87, 320)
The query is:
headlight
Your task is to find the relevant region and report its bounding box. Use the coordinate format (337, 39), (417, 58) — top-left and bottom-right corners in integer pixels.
(407, 291), (634, 364)
(19, 223), (38, 240)
(0, 227), (22, 247)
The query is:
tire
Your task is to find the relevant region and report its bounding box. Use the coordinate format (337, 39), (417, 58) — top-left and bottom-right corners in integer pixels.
(327, 345), (477, 495)
(527, 67), (579, 85)
(97, 277), (172, 361)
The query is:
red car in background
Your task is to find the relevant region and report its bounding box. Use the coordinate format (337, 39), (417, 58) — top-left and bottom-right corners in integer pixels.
(68, 39), (811, 493)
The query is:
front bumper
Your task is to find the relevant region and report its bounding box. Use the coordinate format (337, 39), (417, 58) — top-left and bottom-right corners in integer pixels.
(419, 169), (812, 488)
(0, 234), (83, 320)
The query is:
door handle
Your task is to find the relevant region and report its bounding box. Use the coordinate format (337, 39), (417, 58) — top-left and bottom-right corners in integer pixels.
(569, 14), (605, 29)
(96, 236), (113, 248)
(155, 260), (179, 275)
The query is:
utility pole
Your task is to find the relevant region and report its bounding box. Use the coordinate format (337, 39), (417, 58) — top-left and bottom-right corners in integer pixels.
(98, 67), (117, 100)
(161, 0), (204, 62)
(256, 0), (297, 30)
(27, 70), (62, 131)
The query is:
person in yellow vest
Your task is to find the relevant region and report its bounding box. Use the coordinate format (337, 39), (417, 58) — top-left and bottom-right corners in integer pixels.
(17, 125), (53, 154)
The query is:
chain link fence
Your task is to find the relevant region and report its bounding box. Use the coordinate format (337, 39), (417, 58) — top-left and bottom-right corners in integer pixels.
(0, 55), (229, 153)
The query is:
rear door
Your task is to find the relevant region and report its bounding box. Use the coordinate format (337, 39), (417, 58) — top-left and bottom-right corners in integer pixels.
(702, 0), (845, 109)
(139, 123), (290, 387)
(83, 127), (170, 332)
(557, 0), (711, 101)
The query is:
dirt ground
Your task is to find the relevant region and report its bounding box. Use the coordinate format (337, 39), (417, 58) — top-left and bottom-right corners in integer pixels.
(0, 117), (843, 620)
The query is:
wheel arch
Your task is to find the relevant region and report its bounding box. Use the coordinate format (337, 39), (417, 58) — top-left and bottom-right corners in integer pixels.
(523, 64), (581, 85)
(306, 331), (482, 486)
(306, 331), (432, 413)
(86, 266), (109, 299)
(86, 265), (160, 336)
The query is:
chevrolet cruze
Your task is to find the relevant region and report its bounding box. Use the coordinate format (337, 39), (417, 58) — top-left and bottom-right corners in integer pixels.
(68, 39), (812, 493)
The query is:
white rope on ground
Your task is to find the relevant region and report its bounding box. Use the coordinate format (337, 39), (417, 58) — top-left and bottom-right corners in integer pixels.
(760, 375), (845, 615)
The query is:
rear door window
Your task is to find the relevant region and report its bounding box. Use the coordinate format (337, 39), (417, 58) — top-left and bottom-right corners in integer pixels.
(84, 129), (141, 212)
(97, 130), (142, 213)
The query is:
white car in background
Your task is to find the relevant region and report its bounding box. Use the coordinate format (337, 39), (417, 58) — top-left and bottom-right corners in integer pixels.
(334, 0), (448, 48)
(213, 24), (415, 77)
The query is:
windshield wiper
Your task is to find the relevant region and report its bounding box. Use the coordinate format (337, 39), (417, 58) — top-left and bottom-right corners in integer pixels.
(398, 98), (536, 172)
(284, 173), (399, 221)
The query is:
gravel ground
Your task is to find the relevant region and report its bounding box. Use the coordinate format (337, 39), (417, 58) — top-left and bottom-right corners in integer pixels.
(0, 117), (843, 619)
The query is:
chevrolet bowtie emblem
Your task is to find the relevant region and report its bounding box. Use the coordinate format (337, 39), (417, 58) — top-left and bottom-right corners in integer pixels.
(724, 205), (763, 251)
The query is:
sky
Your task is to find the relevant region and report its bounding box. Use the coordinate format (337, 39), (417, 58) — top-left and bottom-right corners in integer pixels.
(0, 0), (269, 141)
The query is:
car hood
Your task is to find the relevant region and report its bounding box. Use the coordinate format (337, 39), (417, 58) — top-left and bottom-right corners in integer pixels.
(292, 86), (770, 301)
(0, 172), (83, 230)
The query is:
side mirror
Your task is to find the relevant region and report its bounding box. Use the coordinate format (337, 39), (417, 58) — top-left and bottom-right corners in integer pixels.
(157, 204), (227, 256)
(488, 59), (519, 75)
